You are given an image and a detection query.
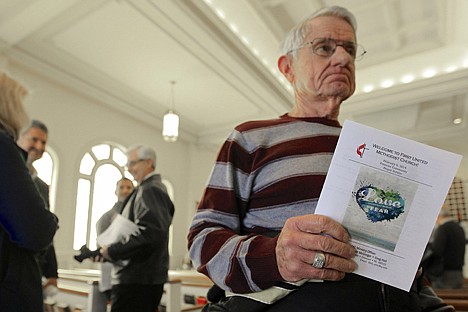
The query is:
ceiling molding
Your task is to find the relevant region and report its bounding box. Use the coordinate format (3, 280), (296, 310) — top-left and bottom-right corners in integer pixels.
(7, 46), (197, 143)
(344, 68), (468, 116)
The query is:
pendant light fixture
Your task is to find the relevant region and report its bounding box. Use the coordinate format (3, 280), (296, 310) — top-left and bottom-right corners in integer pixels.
(162, 81), (179, 142)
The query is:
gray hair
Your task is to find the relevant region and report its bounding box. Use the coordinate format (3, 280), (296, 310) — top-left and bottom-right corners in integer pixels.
(126, 144), (157, 169)
(280, 6), (358, 58)
(22, 119), (48, 135)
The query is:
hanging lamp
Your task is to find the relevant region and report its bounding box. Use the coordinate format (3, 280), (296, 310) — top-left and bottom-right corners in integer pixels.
(162, 81), (179, 142)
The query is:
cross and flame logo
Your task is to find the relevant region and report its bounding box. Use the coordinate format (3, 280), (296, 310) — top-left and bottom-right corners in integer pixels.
(356, 143), (368, 158)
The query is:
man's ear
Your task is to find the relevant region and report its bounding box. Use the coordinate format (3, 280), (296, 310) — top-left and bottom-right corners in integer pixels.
(278, 55), (295, 83)
(148, 159), (156, 170)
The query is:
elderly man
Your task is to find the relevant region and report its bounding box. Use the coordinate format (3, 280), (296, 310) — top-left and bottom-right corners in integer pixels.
(188, 6), (453, 312)
(100, 145), (174, 312)
(17, 120), (59, 294)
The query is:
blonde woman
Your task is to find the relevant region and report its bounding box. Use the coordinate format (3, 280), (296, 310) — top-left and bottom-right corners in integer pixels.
(0, 70), (58, 311)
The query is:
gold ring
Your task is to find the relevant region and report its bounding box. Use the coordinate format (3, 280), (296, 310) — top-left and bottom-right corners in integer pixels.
(312, 251), (326, 269)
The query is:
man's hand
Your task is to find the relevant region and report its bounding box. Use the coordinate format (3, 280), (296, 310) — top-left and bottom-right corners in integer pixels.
(99, 245), (113, 261)
(276, 214), (357, 282)
(43, 277), (58, 288)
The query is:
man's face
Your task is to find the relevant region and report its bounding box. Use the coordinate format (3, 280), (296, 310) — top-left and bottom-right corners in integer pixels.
(290, 16), (356, 102)
(115, 179), (134, 202)
(17, 127), (48, 164)
(126, 150), (153, 184)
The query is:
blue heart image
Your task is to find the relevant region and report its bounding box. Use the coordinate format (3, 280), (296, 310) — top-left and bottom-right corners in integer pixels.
(355, 185), (405, 223)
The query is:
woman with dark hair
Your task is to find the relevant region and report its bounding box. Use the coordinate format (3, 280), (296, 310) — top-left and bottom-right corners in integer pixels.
(0, 70), (58, 311)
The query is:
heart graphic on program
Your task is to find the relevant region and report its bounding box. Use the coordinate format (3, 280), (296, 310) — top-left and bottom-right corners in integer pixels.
(355, 185), (405, 223)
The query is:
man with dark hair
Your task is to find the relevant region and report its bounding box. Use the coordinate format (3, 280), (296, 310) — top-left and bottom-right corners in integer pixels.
(17, 119), (59, 295)
(96, 177), (135, 235)
(96, 177), (134, 299)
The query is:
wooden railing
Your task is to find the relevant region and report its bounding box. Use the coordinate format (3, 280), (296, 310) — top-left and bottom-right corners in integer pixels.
(53, 269), (211, 312)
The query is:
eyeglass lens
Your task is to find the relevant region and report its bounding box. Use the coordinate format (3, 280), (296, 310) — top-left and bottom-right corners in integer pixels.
(309, 38), (365, 60)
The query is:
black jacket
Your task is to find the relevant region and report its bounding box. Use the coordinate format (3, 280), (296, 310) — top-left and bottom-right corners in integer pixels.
(0, 131), (58, 311)
(32, 175), (59, 279)
(108, 173), (174, 285)
(431, 220), (466, 271)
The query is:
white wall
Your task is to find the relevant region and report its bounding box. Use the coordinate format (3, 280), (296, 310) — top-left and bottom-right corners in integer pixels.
(4, 60), (219, 270)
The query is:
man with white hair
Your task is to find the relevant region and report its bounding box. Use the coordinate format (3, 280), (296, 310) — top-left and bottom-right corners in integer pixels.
(188, 5), (454, 312)
(100, 145), (174, 312)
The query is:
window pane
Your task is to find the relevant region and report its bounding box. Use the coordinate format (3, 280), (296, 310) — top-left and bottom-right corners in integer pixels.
(80, 153), (95, 175)
(92, 144), (110, 160)
(161, 179), (174, 256)
(162, 179), (174, 201)
(113, 147), (127, 167)
(73, 179), (91, 250)
(124, 170), (134, 181)
(88, 164), (122, 250)
(33, 151), (53, 185)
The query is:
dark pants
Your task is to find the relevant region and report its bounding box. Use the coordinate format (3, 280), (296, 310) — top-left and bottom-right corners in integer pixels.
(111, 283), (164, 312)
(202, 274), (421, 312)
(266, 274), (420, 312)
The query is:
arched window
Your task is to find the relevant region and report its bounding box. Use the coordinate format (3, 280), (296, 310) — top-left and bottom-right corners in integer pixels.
(33, 149), (58, 212)
(73, 143), (175, 252)
(73, 143), (131, 250)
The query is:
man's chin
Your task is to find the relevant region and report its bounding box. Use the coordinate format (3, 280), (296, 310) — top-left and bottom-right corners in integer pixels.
(29, 154), (42, 163)
(327, 90), (353, 101)
(340, 92), (353, 101)
(323, 82), (354, 97)
(335, 85), (355, 99)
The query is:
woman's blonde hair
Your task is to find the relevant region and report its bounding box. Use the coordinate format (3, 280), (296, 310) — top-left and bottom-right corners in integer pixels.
(0, 70), (29, 140)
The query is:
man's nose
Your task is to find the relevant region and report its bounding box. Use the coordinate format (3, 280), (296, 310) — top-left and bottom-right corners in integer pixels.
(34, 141), (45, 151)
(332, 46), (353, 65)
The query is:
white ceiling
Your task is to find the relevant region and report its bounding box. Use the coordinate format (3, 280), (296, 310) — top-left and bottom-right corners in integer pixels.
(1, 0), (467, 158)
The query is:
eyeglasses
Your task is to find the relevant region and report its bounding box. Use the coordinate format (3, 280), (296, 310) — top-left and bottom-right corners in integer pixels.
(288, 38), (367, 61)
(126, 159), (146, 168)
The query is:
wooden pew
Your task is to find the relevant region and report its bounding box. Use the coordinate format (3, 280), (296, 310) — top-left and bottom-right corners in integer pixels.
(434, 288), (468, 312)
(434, 288), (468, 300)
(442, 299), (468, 312)
(56, 269), (210, 312)
(169, 270), (212, 311)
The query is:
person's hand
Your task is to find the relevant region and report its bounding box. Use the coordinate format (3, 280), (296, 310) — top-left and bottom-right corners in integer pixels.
(276, 214), (357, 282)
(43, 277), (59, 297)
(92, 254), (105, 262)
(43, 277), (58, 288)
(99, 245), (113, 261)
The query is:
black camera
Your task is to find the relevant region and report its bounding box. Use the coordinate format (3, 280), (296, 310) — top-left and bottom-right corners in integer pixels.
(73, 245), (101, 263)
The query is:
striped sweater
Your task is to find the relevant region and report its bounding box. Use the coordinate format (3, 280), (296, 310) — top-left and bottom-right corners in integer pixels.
(188, 114), (341, 294)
